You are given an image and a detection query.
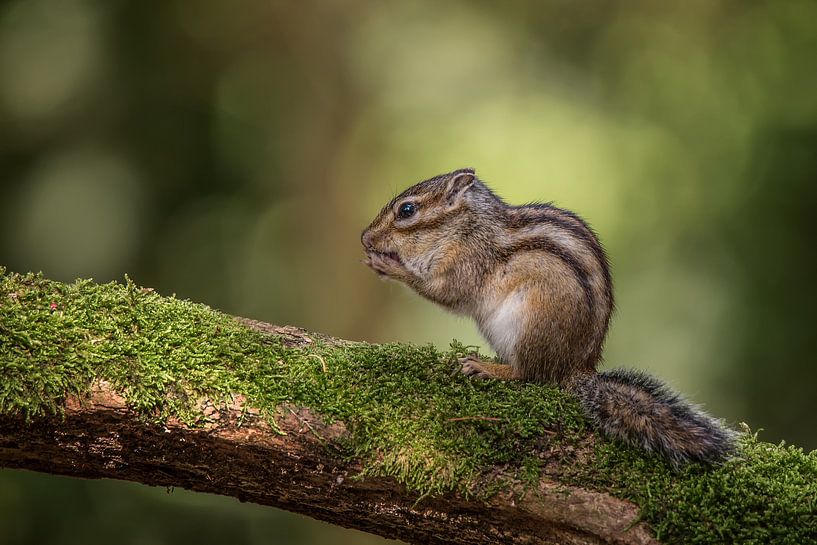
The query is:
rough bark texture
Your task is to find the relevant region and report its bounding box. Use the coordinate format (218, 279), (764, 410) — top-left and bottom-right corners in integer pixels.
(0, 320), (657, 545)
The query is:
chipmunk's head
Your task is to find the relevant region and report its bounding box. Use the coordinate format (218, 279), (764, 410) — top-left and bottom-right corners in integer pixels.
(361, 168), (494, 282)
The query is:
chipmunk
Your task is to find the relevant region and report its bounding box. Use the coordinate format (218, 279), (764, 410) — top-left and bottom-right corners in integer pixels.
(361, 168), (737, 468)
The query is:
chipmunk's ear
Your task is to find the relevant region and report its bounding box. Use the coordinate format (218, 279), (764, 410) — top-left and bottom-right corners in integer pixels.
(444, 169), (475, 206)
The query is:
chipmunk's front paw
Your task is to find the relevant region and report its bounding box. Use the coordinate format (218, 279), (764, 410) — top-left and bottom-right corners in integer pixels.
(457, 356), (517, 381)
(364, 251), (408, 280)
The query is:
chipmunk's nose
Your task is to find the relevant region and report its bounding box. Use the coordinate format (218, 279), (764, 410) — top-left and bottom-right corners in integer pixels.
(361, 230), (374, 250)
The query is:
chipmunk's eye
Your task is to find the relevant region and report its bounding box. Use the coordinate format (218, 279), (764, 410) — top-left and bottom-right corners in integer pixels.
(398, 202), (417, 219)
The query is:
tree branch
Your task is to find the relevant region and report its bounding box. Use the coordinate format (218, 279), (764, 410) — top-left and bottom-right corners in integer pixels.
(1, 270), (814, 544)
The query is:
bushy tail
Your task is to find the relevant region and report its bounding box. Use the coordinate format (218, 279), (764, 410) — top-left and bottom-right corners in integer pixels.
(571, 369), (737, 469)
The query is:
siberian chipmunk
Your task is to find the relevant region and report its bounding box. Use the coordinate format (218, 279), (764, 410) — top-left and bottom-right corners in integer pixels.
(361, 168), (736, 468)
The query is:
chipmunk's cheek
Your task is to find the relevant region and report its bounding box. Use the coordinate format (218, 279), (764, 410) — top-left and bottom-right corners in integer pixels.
(407, 250), (437, 279)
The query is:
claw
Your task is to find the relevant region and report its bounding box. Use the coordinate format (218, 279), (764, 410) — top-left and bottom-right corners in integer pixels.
(458, 356), (490, 379)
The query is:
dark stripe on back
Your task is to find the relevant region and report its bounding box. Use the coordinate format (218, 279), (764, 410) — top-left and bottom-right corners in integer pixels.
(504, 205), (613, 309)
(496, 237), (595, 314)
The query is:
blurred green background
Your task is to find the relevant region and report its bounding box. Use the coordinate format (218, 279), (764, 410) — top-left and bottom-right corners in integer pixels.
(1, 0), (815, 543)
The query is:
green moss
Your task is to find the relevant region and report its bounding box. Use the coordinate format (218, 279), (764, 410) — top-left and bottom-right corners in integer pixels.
(1, 268), (816, 544)
(561, 433), (817, 544)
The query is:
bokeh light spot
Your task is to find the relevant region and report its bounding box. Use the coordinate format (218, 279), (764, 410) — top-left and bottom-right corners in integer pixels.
(5, 149), (144, 281)
(0, 0), (102, 123)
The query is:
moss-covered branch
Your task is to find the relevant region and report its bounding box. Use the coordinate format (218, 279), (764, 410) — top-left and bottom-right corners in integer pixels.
(0, 269), (815, 544)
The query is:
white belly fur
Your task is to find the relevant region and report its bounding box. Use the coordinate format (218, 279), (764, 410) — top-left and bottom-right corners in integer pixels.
(478, 290), (525, 363)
